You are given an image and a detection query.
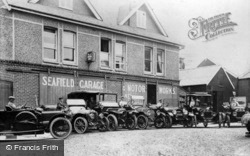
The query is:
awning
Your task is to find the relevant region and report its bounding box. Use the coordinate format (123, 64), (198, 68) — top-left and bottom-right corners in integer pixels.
(187, 92), (211, 97)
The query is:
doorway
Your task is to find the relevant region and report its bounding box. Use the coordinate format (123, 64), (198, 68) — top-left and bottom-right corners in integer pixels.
(0, 80), (13, 109)
(147, 84), (156, 104)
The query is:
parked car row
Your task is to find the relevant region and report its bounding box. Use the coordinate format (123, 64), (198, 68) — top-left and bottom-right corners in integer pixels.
(1, 91), (249, 140)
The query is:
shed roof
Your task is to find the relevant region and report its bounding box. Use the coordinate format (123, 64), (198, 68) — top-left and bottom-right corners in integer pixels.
(179, 65), (221, 86)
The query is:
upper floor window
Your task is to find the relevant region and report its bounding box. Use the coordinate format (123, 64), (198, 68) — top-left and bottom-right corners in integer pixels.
(144, 47), (153, 73)
(43, 28), (57, 63)
(115, 42), (126, 71)
(63, 31), (76, 64)
(100, 38), (111, 68)
(157, 49), (164, 75)
(137, 10), (146, 29)
(59, 0), (73, 10)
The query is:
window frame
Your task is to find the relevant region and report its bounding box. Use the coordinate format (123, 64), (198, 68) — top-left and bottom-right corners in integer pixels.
(156, 49), (165, 75)
(115, 41), (126, 71)
(59, 0), (73, 10)
(136, 10), (146, 29)
(100, 38), (112, 69)
(62, 30), (77, 66)
(43, 27), (58, 63)
(144, 47), (153, 74)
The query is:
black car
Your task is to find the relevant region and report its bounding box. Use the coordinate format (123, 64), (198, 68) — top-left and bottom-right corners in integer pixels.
(0, 104), (72, 139)
(129, 95), (171, 129)
(66, 99), (109, 134)
(67, 91), (137, 131)
(241, 113), (250, 136)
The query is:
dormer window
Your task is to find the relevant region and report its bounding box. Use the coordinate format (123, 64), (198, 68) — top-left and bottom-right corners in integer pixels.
(59, 0), (73, 10)
(136, 10), (146, 29)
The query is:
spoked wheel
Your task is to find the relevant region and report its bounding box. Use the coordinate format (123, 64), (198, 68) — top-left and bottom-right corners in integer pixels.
(126, 115), (137, 130)
(107, 114), (118, 131)
(14, 111), (38, 131)
(50, 117), (72, 139)
(154, 116), (166, 128)
(73, 117), (88, 134)
(98, 117), (109, 132)
(137, 115), (148, 129)
(165, 116), (172, 128)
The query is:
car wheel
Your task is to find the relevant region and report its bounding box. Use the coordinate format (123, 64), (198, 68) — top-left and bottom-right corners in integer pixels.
(154, 116), (165, 128)
(73, 116), (88, 134)
(50, 117), (72, 139)
(226, 115), (231, 127)
(187, 117), (194, 128)
(165, 116), (172, 128)
(14, 111), (38, 131)
(98, 117), (109, 132)
(137, 115), (148, 129)
(107, 114), (118, 131)
(126, 115), (137, 130)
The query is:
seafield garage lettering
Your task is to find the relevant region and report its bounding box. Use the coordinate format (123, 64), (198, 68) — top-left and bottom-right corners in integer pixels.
(41, 76), (104, 90)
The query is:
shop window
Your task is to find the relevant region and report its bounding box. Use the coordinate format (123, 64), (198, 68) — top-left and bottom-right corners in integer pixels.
(63, 31), (76, 65)
(137, 10), (146, 29)
(43, 28), (58, 63)
(144, 47), (153, 74)
(100, 38), (111, 68)
(59, 0), (73, 10)
(157, 49), (164, 75)
(115, 41), (126, 71)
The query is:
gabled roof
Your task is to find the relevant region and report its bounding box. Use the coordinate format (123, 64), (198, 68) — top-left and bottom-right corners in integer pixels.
(26, 0), (102, 20)
(118, 1), (167, 36)
(3, 0), (183, 48)
(180, 65), (221, 86)
(180, 65), (236, 89)
(197, 58), (216, 67)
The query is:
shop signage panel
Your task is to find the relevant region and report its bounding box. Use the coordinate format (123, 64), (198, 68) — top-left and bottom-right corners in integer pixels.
(123, 81), (147, 100)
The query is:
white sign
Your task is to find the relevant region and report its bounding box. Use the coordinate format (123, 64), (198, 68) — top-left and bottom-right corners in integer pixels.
(79, 80), (104, 90)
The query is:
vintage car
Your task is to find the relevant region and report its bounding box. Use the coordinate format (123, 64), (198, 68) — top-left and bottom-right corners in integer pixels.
(241, 113), (250, 137)
(165, 106), (196, 128)
(129, 95), (171, 129)
(0, 104), (72, 139)
(66, 99), (109, 134)
(184, 92), (224, 128)
(222, 96), (247, 127)
(67, 91), (137, 131)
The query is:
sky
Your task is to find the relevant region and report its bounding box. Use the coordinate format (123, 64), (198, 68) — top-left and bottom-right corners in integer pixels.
(147, 0), (250, 77)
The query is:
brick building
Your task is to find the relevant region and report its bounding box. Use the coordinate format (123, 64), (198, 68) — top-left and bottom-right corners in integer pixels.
(0, 0), (183, 109)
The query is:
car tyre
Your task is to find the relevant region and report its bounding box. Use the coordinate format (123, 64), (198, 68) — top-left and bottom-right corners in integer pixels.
(98, 117), (109, 132)
(73, 116), (88, 134)
(50, 117), (72, 139)
(126, 115), (137, 130)
(165, 116), (172, 128)
(137, 115), (148, 129)
(107, 114), (118, 131)
(226, 115), (230, 127)
(218, 113), (222, 128)
(203, 119), (208, 128)
(187, 117), (194, 128)
(246, 121), (250, 132)
(154, 116), (165, 128)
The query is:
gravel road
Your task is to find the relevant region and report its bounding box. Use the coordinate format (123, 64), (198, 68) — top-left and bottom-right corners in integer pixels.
(65, 124), (250, 156)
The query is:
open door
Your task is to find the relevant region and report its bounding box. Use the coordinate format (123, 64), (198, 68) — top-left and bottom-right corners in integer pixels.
(147, 84), (156, 104)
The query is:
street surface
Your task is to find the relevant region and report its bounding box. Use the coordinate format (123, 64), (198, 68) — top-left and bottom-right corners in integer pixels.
(65, 123), (250, 156)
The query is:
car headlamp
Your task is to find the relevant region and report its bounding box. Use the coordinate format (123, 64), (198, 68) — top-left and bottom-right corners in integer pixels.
(146, 110), (151, 116)
(156, 110), (161, 116)
(183, 109), (188, 115)
(99, 113), (104, 119)
(89, 113), (95, 119)
(172, 110), (177, 115)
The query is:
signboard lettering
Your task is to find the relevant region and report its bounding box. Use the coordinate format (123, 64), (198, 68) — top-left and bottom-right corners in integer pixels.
(79, 80), (104, 90)
(42, 76), (74, 88)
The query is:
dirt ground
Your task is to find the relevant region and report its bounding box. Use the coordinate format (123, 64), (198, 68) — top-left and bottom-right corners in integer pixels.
(65, 124), (250, 156)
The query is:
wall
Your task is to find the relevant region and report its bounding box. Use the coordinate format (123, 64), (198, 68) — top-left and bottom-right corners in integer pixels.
(238, 79), (250, 104)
